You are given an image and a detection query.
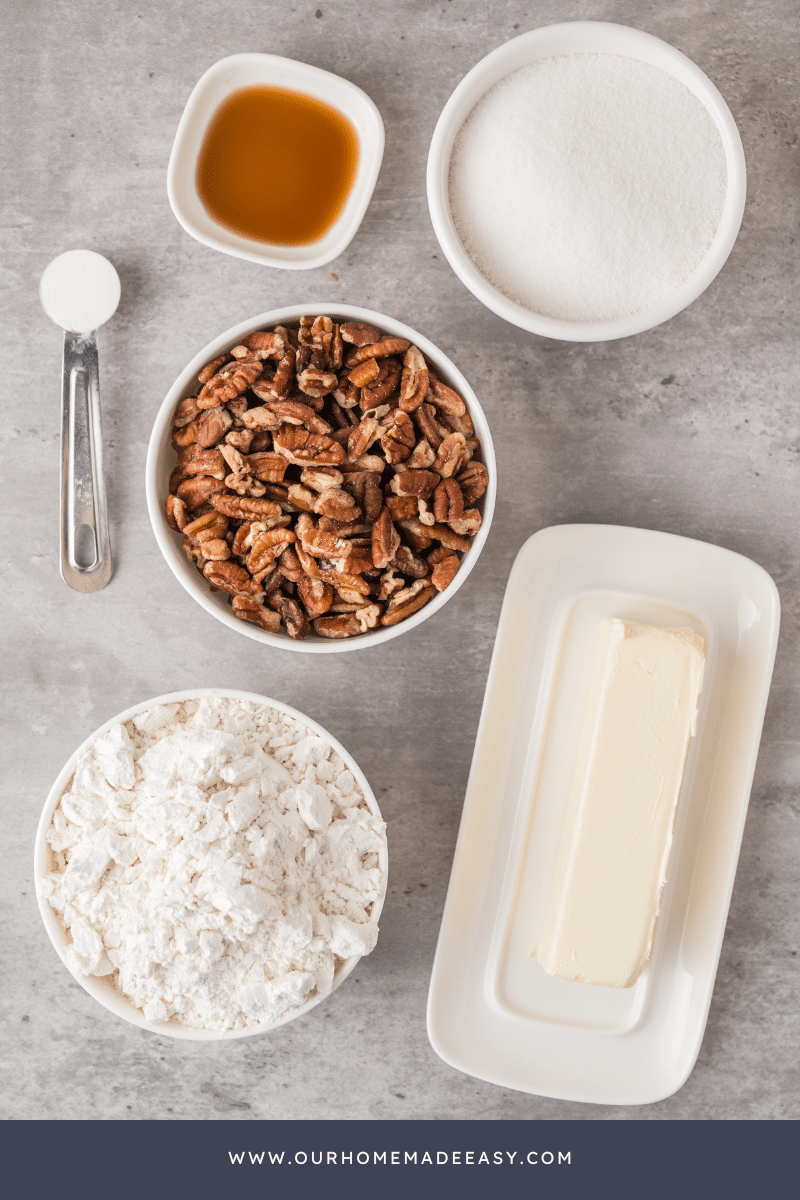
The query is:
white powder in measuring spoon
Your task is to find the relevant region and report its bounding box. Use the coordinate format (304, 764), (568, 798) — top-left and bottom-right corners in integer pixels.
(449, 54), (728, 323)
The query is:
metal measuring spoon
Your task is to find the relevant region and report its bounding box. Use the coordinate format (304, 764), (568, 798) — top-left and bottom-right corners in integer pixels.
(40, 250), (120, 591)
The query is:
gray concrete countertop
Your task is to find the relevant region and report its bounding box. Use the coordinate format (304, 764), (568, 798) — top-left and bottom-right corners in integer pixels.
(2, 0), (797, 1121)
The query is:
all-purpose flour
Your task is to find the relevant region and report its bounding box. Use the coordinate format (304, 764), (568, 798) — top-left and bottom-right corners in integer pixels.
(40, 696), (387, 1031)
(449, 54), (728, 322)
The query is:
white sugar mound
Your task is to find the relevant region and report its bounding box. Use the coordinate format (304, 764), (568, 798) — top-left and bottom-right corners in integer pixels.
(449, 53), (728, 322)
(40, 697), (387, 1031)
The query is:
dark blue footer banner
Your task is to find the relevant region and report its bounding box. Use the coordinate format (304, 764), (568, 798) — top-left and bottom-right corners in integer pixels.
(1, 1119), (792, 1198)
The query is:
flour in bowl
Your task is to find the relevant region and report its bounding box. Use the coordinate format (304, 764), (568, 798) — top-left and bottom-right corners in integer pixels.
(39, 696), (387, 1031)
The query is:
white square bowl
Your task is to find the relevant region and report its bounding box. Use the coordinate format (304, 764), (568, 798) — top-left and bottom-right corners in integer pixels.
(168, 54), (384, 270)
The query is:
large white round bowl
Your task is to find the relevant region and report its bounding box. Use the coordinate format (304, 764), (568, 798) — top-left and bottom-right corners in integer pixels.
(427, 22), (747, 342)
(146, 304), (496, 653)
(35, 688), (388, 1040)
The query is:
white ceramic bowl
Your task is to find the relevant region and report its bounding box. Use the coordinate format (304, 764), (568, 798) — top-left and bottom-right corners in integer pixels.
(35, 688), (388, 1040)
(146, 303), (496, 653)
(168, 54), (384, 270)
(427, 22), (747, 342)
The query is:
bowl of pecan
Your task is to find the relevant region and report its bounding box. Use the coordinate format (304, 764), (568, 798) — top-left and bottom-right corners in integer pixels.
(146, 306), (495, 651)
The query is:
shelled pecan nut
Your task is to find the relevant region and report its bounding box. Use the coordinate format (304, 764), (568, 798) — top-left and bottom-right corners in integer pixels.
(203, 560), (263, 598)
(231, 596), (282, 632)
(399, 346), (429, 412)
(381, 583), (436, 626)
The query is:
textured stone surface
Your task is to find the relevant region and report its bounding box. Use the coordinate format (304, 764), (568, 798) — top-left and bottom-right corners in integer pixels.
(1, 0), (798, 1121)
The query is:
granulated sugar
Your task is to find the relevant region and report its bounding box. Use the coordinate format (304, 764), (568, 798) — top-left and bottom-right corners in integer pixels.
(40, 696), (387, 1031)
(449, 54), (728, 323)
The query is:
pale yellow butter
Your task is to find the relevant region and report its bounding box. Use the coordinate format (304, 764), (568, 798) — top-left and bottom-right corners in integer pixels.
(533, 618), (706, 989)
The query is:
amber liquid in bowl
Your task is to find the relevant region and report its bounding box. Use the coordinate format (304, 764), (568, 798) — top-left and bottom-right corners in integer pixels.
(196, 85), (359, 247)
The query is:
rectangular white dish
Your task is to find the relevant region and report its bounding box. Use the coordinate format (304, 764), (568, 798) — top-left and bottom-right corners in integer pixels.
(427, 524), (780, 1104)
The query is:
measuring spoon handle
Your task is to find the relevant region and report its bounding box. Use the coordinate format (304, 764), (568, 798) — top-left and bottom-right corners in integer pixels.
(60, 331), (112, 591)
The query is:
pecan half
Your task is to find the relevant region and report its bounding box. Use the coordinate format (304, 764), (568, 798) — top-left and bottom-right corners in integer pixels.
(414, 403), (444, 450)
(427, 375), (466, 417)
(176, 475), (227, 509)
(431, 554), (459, 592)
(197, 358), (262, 409)
(388, 469), (439, 499)
(172, 419), (199, 448)
(246, 527), (296, 575)
(225, 429), (254, 453)
(432, 432), (467, 478)
(297, 367), (338, 398)
(242, 330), (285, 359)
(196, 407), (233, 447)
(433, 477), (464, 524)
(392, 544), (429, 579)
(332, 382), (360, 410)
(241, 405), (280, 431)
(385, 494), (418, 522)
(174, 395), (201, 427)
(354, 603), (382, 632)
(274, 425), (346, 466)
(267, 399), (319, 426)
(203, 560), (262, 598)
(345, 336), (411, 366)
(405, 438), (436, 469)
(245, 452), (287, 483)
(231, 596), (281, 632)
(301, 466), (343, 492)
(360, 358), (402, 407)
(210, 495), (283, 520)
(381, 410), (415, 464)
(297, 520), (353, 561)
(197, 355), (228, 384)
(296, 573), (334, 617)
(316, 566), (371, 597)
(371, 507), (400, 570)
(165, 494), (188, 531)
(183, 449), (226, 479)
(456, 460), (489, 505)
(377, 567), (404, 600)
(314, 488), (360, 522)
(276, 545), (303, 583)
(287, 483), (318, 513)
(183, 511), (229, 542)
(399, 346), (429, 412)
(448, 508), (482, 537)
(381, 583), (436, 626)
(312, 613), (361, 639)
(347, 410), (389, 461)
(280, 596), (310, 640)
(340, 321), (381, 347)
(348, 358), (380, 388)
(399, 517), (472, 553)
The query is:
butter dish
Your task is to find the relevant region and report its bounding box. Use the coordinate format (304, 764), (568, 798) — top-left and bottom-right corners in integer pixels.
(427, 524), (779, 1104)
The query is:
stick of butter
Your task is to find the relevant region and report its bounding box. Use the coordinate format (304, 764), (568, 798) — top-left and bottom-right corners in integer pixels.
(533, 618), (706, 989)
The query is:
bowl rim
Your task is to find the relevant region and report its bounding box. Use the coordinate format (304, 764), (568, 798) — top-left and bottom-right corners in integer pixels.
(34, 687), (388, 1041)
(145, 303), (497, 654)
(427, 20), (747, 342)
(167, 52), (385, 271)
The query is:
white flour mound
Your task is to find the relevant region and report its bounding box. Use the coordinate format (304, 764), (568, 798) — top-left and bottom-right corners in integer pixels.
(40, 696), (387, 1031)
